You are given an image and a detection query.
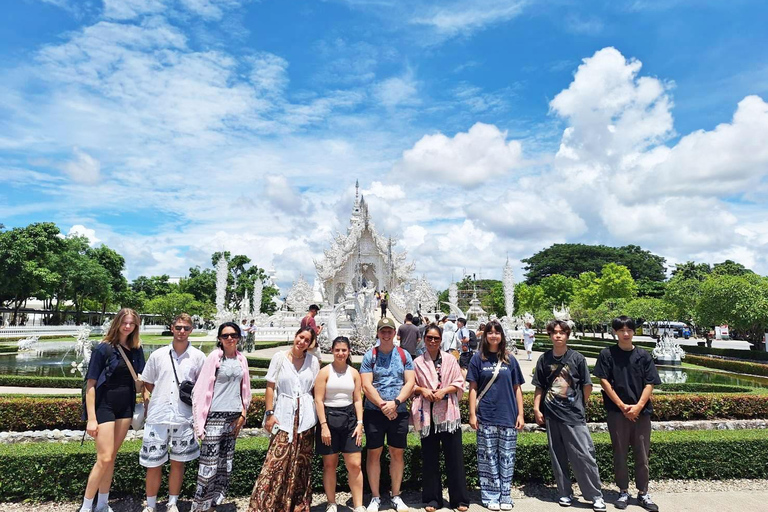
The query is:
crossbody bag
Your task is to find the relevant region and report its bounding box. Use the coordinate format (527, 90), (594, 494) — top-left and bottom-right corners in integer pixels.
(169, 349), (195, 406)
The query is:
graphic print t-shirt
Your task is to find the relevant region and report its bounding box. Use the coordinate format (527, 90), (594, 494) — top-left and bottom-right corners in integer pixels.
(531, 348), (591, 425)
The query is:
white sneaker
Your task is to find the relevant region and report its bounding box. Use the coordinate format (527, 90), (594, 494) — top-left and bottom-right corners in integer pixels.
(559, 495), (574, 507)
(141, 507), (155, 512)
(326, 504), (338, 512)
(488, 504), (501, 511)
(391, 495), (409, 512)
(501, 503), (515, 510)
(367, 496), (381, 512)
(167, 505), (179, 512)
(354, 507), (368, 512)
(94, 506), (113, 512)
(593, 497), (606, 512)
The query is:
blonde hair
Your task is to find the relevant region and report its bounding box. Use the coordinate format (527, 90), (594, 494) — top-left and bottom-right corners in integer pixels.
(103, 308), (142, 349)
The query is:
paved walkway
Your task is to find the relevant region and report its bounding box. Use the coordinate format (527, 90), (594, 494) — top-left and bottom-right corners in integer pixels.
(0, 488), (763, 511)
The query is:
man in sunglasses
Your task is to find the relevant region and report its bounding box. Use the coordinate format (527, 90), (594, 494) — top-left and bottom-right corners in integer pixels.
(139, 313), (206, 512)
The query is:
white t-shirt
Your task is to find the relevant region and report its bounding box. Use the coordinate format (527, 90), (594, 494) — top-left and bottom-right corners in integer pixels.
(523, 328), (536, 348)
(141, 343), (206, 426)
(266, 351), (320, 441)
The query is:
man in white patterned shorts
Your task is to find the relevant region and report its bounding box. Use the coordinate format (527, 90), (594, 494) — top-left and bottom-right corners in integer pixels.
(139, 313), (206, 512)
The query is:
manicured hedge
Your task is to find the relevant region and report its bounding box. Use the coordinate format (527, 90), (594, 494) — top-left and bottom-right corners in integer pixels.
(5, 392), (768, 432)
(1, 429), (767, 501)
(0, 375), (270, 391)
(686, 354), (768, 377)
(684, 346), (768, 362)
(0, 345), (18, 354)
(651, 383), (753, 394)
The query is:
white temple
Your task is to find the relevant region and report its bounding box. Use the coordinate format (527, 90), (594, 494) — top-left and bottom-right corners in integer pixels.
(314, 181), (416, 309)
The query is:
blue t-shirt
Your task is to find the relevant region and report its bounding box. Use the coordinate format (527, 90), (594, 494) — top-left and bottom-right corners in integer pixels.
(466, 352), (525, 428)
(360, 346), (414, 413)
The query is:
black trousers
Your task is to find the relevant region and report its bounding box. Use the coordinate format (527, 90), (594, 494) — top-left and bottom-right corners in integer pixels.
(420, 424), (470, 508)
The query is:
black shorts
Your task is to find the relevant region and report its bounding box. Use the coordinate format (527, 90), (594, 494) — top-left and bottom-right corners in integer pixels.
(363, 409), (409, 450)
(95, 386), (134, 424)
(316, 404), (362, 455)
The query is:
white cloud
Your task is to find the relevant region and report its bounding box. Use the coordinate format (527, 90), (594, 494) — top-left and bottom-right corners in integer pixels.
(264, 175), (304, 214)
(102, 0), (166, 20)
(363, 181), (405, 200)
(397, 122), (523, 187)
(374, 70), (420, 107)
(67, 224), (101, 245)
(411, 0), (527, 38)
(62, 147), (101, 183)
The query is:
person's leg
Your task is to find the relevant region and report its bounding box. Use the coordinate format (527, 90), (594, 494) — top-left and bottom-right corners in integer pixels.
(342, 452), (364, 509)
(191, 433), (218, 511)
(388, 446), (405, 496)
(443, 429), (470, 508)
(477, 423), (502, 506)
(167, 422), (200, 505)
(606, 410), (632, 492)
(420, 430), (442, 507)
(98, 418), (131, 494)
(168, 460), (186, 498)
(322, 454), (340, 504)
(545, 420), (573, 498)
(83, 421), (117, 508)
(145, 466), (163, 507)
(561, 423), (602, 501)
(366, 447), (383, 498)
(497, 426), (518, 506)
(632, 414), (652, 495)
(141, 424), (170, 508)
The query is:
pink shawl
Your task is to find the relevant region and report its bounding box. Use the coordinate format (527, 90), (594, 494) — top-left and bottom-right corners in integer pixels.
(411, 349), (465, 438)
(192, 348), (252, 439)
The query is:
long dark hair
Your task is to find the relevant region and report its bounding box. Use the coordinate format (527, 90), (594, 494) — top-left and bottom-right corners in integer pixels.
(481, 320), (509, 363)
(295, 326), (317, 352)
(331, 336), (353, 366)
(216, 321), (241, 349)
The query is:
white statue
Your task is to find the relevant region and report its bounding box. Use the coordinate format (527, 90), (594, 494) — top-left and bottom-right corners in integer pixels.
(286, 275), (314, 313)
(652, 333), (686, 365)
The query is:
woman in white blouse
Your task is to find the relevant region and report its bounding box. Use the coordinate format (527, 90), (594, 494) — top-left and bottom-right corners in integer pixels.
(248, 326), (320, 512)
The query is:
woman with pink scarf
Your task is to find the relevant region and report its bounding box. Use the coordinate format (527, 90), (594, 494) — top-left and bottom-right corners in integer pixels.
(411, 324), (470, 512)
(190, 322), (252, 511)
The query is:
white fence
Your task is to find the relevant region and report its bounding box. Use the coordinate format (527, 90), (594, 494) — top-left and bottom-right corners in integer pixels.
(0, 324), (166, 339)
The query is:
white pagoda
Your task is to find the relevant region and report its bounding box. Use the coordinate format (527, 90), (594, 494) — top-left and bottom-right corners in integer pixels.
(314, 181), (415, 306)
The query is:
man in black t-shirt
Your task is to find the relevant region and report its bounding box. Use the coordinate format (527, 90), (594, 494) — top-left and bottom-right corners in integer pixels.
(593, 316), (662, 512)
(533, 320), (605, 511)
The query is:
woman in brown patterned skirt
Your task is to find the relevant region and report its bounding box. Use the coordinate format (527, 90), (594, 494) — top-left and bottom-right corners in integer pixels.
(249, 326), (320, 512)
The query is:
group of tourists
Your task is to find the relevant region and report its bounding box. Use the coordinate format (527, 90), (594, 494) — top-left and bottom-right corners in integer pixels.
(79, 306), (661, 512)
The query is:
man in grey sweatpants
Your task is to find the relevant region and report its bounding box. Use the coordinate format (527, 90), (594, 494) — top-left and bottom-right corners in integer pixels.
(533, 320), (605, 512)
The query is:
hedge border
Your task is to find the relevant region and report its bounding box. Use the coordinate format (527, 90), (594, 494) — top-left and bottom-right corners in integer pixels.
(4, 392), (768, 432)
(1, 429), (766, 502)
(686, 354), (768, 378)
(0, 375), (270, 390)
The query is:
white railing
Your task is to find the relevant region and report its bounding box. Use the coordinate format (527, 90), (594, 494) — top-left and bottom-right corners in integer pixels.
(0, 324), (166, 339)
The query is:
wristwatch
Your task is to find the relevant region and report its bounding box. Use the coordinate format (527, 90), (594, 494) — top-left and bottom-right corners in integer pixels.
(265, 410), (275, 417)
(394, 398), (401, 407)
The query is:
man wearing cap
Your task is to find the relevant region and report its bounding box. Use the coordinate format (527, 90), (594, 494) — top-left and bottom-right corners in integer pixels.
(300, 304), (323, 336)
(360, 318), (415, 512)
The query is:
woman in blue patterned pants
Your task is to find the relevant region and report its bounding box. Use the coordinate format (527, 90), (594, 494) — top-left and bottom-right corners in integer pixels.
(467, 320), (526, 511)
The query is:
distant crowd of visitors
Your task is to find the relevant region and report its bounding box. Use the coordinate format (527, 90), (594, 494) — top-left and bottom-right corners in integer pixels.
(79, 306), (661, 512)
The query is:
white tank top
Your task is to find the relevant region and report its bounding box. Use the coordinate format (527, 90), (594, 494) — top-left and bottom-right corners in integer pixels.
(323, 365), (355, 407)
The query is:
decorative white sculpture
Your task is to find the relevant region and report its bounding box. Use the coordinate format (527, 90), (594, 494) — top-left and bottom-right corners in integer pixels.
(252, 279), (263, 318)
(285, 275), (314, 313)
(212, 255), (236, 330)
(70, 324), (93, 376)
(503, 257), (515, 319)
(553, 305), (576, 335)
(240, 289), (250, 322)
(449, 283), (458, 307)
(17, 335), (40, 352)
(652, 334), (686, 366)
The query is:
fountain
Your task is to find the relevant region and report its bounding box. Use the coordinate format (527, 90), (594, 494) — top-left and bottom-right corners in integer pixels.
(17, 336), (40, 352)
(653, 333), (686, 366)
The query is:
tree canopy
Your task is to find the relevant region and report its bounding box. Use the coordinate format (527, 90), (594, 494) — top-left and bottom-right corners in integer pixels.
(522, 243), (666, 284)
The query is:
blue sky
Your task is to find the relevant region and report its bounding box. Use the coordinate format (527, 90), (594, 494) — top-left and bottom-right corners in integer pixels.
(1, 0), (768, 292)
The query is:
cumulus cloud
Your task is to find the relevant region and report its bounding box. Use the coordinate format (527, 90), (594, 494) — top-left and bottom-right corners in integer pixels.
(397, 122), (523, 187)
(363, 181), (405, 200)
(374, 70), (420, 108)
(62, 147), (101, 183)
(264, 175), (304, 214)
(67, 224), (101, 245)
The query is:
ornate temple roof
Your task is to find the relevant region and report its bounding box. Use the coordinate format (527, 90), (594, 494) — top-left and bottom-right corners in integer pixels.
(313, 181), (414, 284)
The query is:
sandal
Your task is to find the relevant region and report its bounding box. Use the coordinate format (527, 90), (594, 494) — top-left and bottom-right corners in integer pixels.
(457, 506), (469, 512)
(425, 501), (439, 512)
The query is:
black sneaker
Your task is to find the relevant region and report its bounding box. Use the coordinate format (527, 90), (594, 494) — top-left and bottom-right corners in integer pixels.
(614, 491), (630, 510)
(638, 493), (659, 512)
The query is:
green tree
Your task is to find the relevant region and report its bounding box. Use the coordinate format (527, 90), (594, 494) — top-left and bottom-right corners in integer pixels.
(598, 263), (637, 302)
(695, 274), (768, 350)
(636, 279), (666, 298)
(180, 266), (216, 303)
(130, 275), (172, 300)
(515, 283), (545, 316)
(481, 281), (506, 317)
(623, 297), (677, 336)
(89, 245), (127, 322)
(572, 272), (601, 310)
(664, 275), (703, 326)
(539, 274), (575, 308)
(712, 259), (754, 277)
(671, 261), (712, 280)
(522, 243), (666, 284)
(146, 292), (204, 329)
(0, 223), (64, 324)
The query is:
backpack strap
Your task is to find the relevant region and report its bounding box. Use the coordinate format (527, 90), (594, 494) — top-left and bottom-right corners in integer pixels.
(397, 346), (406, 366)
(372, 346), (407, 366)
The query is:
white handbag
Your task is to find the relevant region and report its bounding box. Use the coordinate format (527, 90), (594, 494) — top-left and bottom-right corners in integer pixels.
(132, 402), (145, 431)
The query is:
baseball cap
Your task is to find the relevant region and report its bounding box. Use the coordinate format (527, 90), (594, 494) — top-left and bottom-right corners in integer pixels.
(308, 304), (320, 312)
(377, 318), (395, 331)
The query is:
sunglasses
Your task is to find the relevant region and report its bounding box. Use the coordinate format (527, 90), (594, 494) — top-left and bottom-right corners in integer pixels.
(425, 335), (441, 341)
(219, 333), (240, 340)
(173, 325), (192, 332)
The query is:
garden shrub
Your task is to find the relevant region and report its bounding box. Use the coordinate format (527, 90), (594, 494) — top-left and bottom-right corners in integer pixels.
(0, 375), (268, 391)
(1, 429), (766, 502)
(4, 392), (768, 432)
(686, 355), (768, 377)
